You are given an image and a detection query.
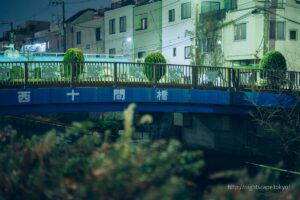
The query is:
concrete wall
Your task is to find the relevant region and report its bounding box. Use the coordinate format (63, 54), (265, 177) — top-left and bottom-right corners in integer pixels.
(133, 1), (162, 60)
(72, 17), (105, 54)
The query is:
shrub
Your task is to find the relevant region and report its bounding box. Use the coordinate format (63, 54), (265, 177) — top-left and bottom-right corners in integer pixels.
(33, 67), (41, 79)
(0, 104), (204, 200)
(61, 48), (85, 79)
(143, 52), (167, 82)
(10, 66), (24, 80)
(259, 50), (287, 86)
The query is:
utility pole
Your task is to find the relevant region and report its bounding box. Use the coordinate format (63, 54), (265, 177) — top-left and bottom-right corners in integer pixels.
(49, 0), (66, 52)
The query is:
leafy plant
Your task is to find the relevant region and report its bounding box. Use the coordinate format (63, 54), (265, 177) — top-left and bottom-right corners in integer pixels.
(143, 52), (167, 82)
(259, 50), (287, 86)
(61, 48), (85, 79)
(0, 104), (204, 200)
(10, 66), (24, 80)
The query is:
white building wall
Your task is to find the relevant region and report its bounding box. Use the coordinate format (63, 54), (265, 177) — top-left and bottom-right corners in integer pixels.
(222, 0), (300, 70)
(104, 5), (134, 60)
(162, 0), (198, 65)
(72, 17), (105, 54)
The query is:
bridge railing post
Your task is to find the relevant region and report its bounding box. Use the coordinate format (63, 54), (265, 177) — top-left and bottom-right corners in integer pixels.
(192, 65), (198, 89)
(24, 62), (28, 89)
(153, 63), (157, 87)
(113, 62), (117, 87)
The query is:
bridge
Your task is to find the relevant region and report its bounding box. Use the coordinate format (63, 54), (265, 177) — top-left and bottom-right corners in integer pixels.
(1, 61), (299, 157)
(0, 61), (299, 114)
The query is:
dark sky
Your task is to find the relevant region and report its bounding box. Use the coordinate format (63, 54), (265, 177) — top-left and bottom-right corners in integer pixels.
(0, 0), (111, 36)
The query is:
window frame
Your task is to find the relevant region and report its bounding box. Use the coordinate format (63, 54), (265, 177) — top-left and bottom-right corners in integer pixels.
(173, 47), (176, 57)
(169, 9), (175, 22)
(76, 31), (81, 44)
(289, 29), (298, 40)
(184, 46), (191, 59)
(141, 17), (148, 30)
(234, 23), (247, 41)
(96, 27), (101, 41)
(109, 19), (116, 35)
(269, 21), (285, 40)
(119, 16), (127, 33)
(181, 2), (191, 20)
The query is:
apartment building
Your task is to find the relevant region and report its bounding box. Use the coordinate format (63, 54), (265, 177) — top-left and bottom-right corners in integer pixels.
(133, 0), (162, 60)
(104, 0), (136, 59)
(222, 0), (300, 70)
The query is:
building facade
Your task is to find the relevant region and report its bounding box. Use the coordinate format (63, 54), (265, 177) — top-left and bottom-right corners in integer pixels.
(133, 0), (162, 60)
(222, 0), (300, 70)
(104, 4), (135, 59)
(162, 0), (198, 65)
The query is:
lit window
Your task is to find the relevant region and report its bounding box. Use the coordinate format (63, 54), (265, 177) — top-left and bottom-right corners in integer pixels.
(269, 21), (285, 40)
(169, 9), (175, 22)
(184, 46), (191, 59)
(290, 30), (298, 40)
(76, 31), (81, 44)
(181, 2), (191, 20)
(234, 23), (247, 41)
(109, 19), (115, 34)
(120, 16), (126, 33)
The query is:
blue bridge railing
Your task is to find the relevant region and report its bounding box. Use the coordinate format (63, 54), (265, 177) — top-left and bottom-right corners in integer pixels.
(0, 61), (299, 92)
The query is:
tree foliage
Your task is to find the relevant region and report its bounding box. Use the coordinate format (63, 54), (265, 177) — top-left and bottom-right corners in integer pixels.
(143, 52), (167, 82)
(259, 50), (287, 71)
(61, 48), (85, 79)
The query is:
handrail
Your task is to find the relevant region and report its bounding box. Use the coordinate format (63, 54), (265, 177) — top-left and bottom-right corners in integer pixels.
(0, 61), (299, 92)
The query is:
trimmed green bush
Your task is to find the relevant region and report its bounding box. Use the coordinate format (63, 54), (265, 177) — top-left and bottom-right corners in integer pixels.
(259, 50), (287, 71)
(143, 52), (167, 82)
(259, 50), (287, 86)
(61, 48), (85, 79)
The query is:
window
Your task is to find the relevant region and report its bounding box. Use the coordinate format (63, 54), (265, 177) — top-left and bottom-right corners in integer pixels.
(76, 31), (81, 44)
(138, 51), (146, 58)
(141, 18), (147, 30)
(173, 48), (176, 57)
(290, 30), (298, 40)
(269, 21), (285, 40)
(234, 23), (247, 40)
(184, 46), (191, 59)
(224, 0), (237, 10)
(169, 9), (175, 22)
(96, 27), (101, 41)
(109, 48), (116, 58)
(181, 2), (191, 19)
(201, 1), (220, 13)
(120, 16), (126, 33)
(199, 38), (212, 52)
(109, 19), (115, 34)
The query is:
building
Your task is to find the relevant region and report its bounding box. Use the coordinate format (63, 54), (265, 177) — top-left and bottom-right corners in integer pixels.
(65, 8), (97, 51)
(222, 0), (300, 70)
(161, 0), (200, 65)
(133, 0), (162, 60)
(34, 24), (62, 53)
(104, 2), (135, 59)
(71, 10), (105, 54)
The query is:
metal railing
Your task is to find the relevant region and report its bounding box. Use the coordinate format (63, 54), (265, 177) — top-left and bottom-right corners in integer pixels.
(0, 61), (299, 92)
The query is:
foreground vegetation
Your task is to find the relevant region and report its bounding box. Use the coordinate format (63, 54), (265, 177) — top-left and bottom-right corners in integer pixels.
(0, 104), (299, 199)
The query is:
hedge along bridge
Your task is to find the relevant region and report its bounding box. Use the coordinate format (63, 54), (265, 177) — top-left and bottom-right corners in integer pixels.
(0, 61), (299, 114)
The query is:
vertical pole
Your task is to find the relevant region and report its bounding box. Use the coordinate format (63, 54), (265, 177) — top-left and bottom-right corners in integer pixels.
(114, 62), (117, 87)
(192, 65), (198, 88)
(62, 1), (66, 52)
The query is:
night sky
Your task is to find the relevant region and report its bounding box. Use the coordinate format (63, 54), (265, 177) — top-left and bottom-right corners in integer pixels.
(0, 0), (111, 36)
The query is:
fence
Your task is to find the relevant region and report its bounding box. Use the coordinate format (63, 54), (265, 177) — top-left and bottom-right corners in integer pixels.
(0, 61), (299, 91)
